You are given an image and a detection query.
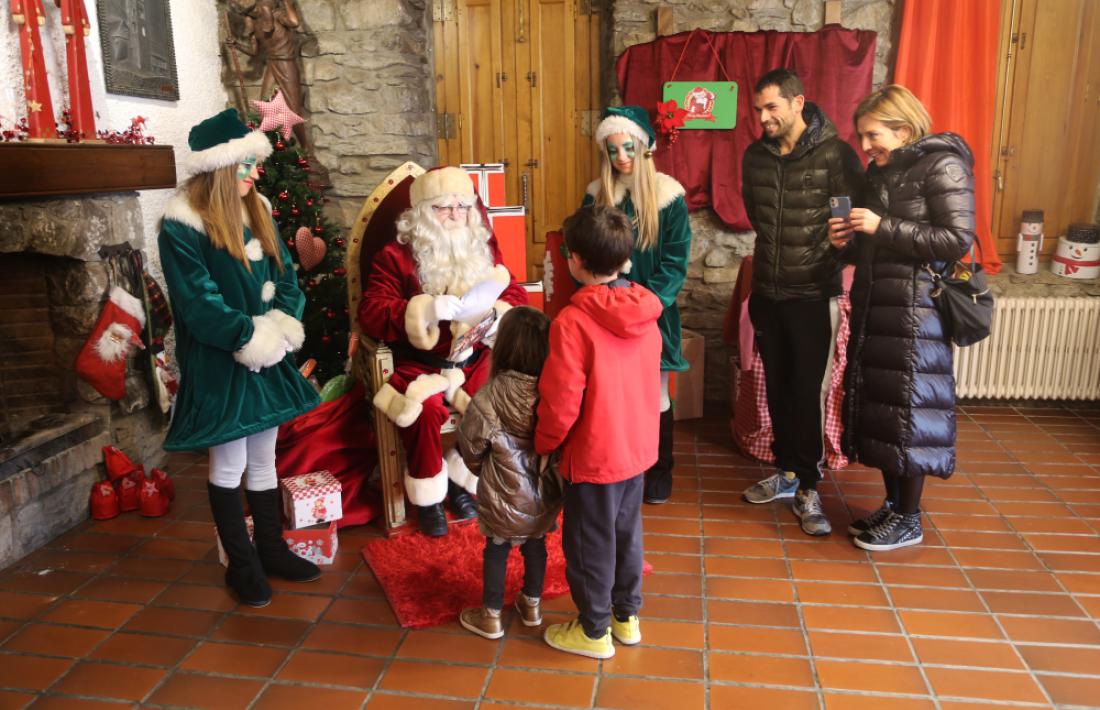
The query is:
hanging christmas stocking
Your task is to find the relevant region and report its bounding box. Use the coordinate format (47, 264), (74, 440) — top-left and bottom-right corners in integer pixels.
(75, 287), (147, 400)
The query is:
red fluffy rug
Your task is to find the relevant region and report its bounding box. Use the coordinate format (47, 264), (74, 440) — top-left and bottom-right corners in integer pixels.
(361, 519), (651, 629)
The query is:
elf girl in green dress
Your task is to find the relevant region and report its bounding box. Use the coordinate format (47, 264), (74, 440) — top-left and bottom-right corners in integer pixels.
(584, 106), (692, 504)
(158, 109), (321, 607)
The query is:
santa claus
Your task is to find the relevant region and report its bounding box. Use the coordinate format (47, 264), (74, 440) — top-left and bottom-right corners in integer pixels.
(358, 167), (528, 536)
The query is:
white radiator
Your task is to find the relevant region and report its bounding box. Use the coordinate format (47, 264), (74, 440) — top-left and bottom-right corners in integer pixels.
(954, 297), (1100, 400)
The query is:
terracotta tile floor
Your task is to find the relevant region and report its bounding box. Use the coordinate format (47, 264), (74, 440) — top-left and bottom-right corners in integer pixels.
(1, 402), (1099, 709)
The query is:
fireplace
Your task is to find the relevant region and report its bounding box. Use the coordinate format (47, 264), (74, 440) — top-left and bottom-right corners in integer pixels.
(0, 192), (169, 569)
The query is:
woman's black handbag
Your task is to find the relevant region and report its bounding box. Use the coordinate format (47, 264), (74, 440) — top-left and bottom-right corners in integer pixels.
(926, 245), (995, 347)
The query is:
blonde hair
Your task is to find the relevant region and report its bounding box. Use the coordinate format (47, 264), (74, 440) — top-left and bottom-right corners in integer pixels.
(184, 165), (282, 272)
(853, 84), (932, 144)
(595, 140), (659, 251)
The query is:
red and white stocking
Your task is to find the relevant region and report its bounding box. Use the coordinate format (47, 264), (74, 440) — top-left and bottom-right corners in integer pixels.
(75, 287), (147, 400)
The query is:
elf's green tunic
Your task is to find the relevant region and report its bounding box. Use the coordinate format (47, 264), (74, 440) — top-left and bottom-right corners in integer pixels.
(583, 172), (692, 372)
(158, 195), (319, 451)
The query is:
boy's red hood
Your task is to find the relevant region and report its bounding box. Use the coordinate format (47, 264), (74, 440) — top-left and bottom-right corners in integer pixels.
(569, 282), (663, 339)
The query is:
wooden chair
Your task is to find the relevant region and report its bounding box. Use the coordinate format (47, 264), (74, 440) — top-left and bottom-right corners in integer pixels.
(346, 162), (461, 536)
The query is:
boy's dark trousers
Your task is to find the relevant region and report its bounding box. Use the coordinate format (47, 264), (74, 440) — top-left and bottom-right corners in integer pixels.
(748, 293), (835, 490)
(482, 537), (547, 610)
(561, 474), (644, 639)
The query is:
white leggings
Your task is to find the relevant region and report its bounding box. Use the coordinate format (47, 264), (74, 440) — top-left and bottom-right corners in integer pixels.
(208, 427), (279, 491)
(660, 371), (671, 413)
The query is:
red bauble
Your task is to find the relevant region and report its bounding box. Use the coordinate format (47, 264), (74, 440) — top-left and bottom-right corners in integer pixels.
(278, 190), (289, 201)
(326, 310), (335, 320)
(297, 157), (308, 166)
(334, 238), (345, 248)
(305, 199), (314, 207)
(333, 267), (347, 276)
(307, 279), (317, 288)
(275, 140), (285, 150)
(290, 206), (301, 217)
(312, 224), (324, 235)
(321, 335), (331, 344)
(272, 208), (282, 218)
(285, 239), (294, 248)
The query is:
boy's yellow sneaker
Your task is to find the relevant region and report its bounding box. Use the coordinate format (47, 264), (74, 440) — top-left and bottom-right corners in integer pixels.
(611, 614), (641, 645)
(543, 619), (614, 659)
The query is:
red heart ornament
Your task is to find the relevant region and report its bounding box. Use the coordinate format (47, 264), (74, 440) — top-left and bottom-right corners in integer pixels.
(294, 226), (326, 270)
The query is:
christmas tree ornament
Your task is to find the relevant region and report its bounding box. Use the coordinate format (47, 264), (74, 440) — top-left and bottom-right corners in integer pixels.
(75, 287), (147, 400)
(321, 335), (331, 344)
(275, 140), (285, 150)
(279, 190), (289, 201)
(272, 208), (281, 218)
(305, 199), (314, 207)
(294, 226), (327, 270)
(291, 206), (300, 217)
(250, 90), (305, 140)
(332, 267), (346, 276)
(334, 237), (345, 248)
(312, 223), (324, 235)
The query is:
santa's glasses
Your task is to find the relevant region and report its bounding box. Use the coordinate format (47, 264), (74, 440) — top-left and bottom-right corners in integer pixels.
(432, 203), (471, 215)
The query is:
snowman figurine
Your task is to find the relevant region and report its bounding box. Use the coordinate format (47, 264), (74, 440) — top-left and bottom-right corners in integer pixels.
(1016, 209), (1043, 275)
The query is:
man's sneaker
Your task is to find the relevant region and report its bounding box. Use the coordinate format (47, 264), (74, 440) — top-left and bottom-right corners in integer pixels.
(793, 489), (832, 536)
(459, 606), (503, 639)
(847, 499), (894, 536)
(743, 472), (798, 504)
(544, 619), (614, 659)
(854, 512), (923, 552)
(515, 593), (542, 627)
(610, 614), (641, 645)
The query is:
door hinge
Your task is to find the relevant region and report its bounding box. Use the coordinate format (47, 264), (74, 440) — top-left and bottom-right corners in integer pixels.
(527, 71), (537, 88)
(432, 0), (455, 22)
(496, 72), (508, 88)
(577, 109), (600, 137)
(1000, 145), (1016, 158)
(436, 112), (457, 140)
(525, 159), (540, 168)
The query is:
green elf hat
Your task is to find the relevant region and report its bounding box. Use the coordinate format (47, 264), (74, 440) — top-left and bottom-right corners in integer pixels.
(185, 108), (273, 175)
(594, 105), (657, 149)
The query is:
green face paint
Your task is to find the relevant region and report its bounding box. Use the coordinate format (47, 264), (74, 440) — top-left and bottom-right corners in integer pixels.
(606, 140), (636, 161)
(237, 156), (258, 181)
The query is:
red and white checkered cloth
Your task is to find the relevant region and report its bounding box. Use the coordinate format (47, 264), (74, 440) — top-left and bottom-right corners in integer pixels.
(280, 471), (341, 500)
(729, 271), (852, 471)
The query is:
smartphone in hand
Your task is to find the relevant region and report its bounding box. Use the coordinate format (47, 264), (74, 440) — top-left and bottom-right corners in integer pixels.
(830, 196), (852, 221)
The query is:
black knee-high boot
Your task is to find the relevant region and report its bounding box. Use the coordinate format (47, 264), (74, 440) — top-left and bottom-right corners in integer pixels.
(208, 483), (271, 607)
(245, 488), (321, 582)
(644, 409), (675, 504)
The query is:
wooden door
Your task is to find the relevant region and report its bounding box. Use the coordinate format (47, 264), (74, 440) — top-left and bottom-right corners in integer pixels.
(434, 0), (601, 280)
(991, 0), (1100, 259)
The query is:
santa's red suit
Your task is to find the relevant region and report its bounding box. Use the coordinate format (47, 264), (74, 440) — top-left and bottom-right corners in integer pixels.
(358, 184), (527, 510)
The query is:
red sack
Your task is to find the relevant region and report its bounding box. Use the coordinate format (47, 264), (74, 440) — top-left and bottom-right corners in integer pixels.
(276, 383), (381, 528)
(102, 445), (138, 482)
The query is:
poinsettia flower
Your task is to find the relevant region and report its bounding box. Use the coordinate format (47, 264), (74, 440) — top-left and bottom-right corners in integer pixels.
(655, 99), (689, 134)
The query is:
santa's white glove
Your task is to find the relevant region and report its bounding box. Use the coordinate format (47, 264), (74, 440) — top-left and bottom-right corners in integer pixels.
(542, 248), (554, 302)
(432, 294), (462, 322)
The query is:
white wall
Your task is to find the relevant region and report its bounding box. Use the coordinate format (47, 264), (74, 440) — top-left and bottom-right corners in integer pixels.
(2, 1), (228, 274)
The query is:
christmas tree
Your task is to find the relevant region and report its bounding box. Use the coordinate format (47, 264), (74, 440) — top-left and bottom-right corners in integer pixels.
(251, 123), (349, 384)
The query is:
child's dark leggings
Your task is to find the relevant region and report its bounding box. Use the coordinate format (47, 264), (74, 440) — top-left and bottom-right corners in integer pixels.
(883, 473), (926, 515)
(482, 536), (548, 610)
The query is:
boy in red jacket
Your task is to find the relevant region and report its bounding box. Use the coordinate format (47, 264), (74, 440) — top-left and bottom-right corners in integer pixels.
(536, 204), (663, 659)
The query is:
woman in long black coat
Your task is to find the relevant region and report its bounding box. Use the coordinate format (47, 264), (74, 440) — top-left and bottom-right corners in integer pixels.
(828, 85), (977, 552)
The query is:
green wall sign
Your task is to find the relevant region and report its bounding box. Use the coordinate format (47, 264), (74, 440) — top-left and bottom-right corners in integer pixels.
(662, 81), (738, 129)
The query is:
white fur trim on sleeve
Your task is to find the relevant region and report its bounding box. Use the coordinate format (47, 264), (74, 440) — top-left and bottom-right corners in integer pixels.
(94, 323), (136, 362)
(405, 293), (440, 351)
(404, 373), (450, 403)
(451, 387), (472, 415)
(266, 309), (305, 351)
(440, 368), (466, 403)
(233, 315), (287, 370)
(244, 239), (265, 262)
(405, 465), (449, 506)
(444, 447), (478, 495)
(109, 287), (146, 327)
(261, 281), (276, 303)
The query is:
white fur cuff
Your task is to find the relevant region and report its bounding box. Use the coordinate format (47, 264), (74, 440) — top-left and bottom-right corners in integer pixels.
(267, 309), (305, 351)
(109, 287), (147, 327)
(440, 368), (466, 403)
(405, 465), (449, 506)
(405, 293), (440, 351)
(451, 388), (472, 415)
(405, 373), (450, 403)
(492, 299), (513, 321)
(234, 315), (287, 370)
(373, 382), (423, 428)
(444, 448), (479, 495)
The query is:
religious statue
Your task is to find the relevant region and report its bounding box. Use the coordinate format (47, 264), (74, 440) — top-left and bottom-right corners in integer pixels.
(12, 0), (57, 141)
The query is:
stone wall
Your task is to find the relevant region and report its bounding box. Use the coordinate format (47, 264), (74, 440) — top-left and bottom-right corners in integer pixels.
(611, 0), (901, 401)
(226, 0), (437, 228)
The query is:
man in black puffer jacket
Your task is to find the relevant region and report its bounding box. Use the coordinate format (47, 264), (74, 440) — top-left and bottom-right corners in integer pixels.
(740, 69), (865, 537)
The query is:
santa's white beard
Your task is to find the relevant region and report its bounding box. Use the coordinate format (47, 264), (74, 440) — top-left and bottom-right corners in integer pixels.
(397, 209), (495, 297)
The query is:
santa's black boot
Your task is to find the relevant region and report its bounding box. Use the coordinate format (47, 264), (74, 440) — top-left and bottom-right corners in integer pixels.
(245, 488), (321, 582)
(447, 480), (478, 520)
(644, 409), (675, 504)
(418, 503), (449, 537)
(208, 483), (271, 607)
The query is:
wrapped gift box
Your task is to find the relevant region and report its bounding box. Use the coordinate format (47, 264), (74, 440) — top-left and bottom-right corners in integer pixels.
(216, 518), (339, 566)
(280, 470), (342, 529)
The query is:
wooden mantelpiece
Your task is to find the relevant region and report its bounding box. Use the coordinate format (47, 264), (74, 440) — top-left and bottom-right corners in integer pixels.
(1, 142), (176, 199)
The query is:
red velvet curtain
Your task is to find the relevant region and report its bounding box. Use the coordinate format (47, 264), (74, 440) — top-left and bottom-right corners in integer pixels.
(895, 0), (1003, 272)
(616, 27), (877, 230)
